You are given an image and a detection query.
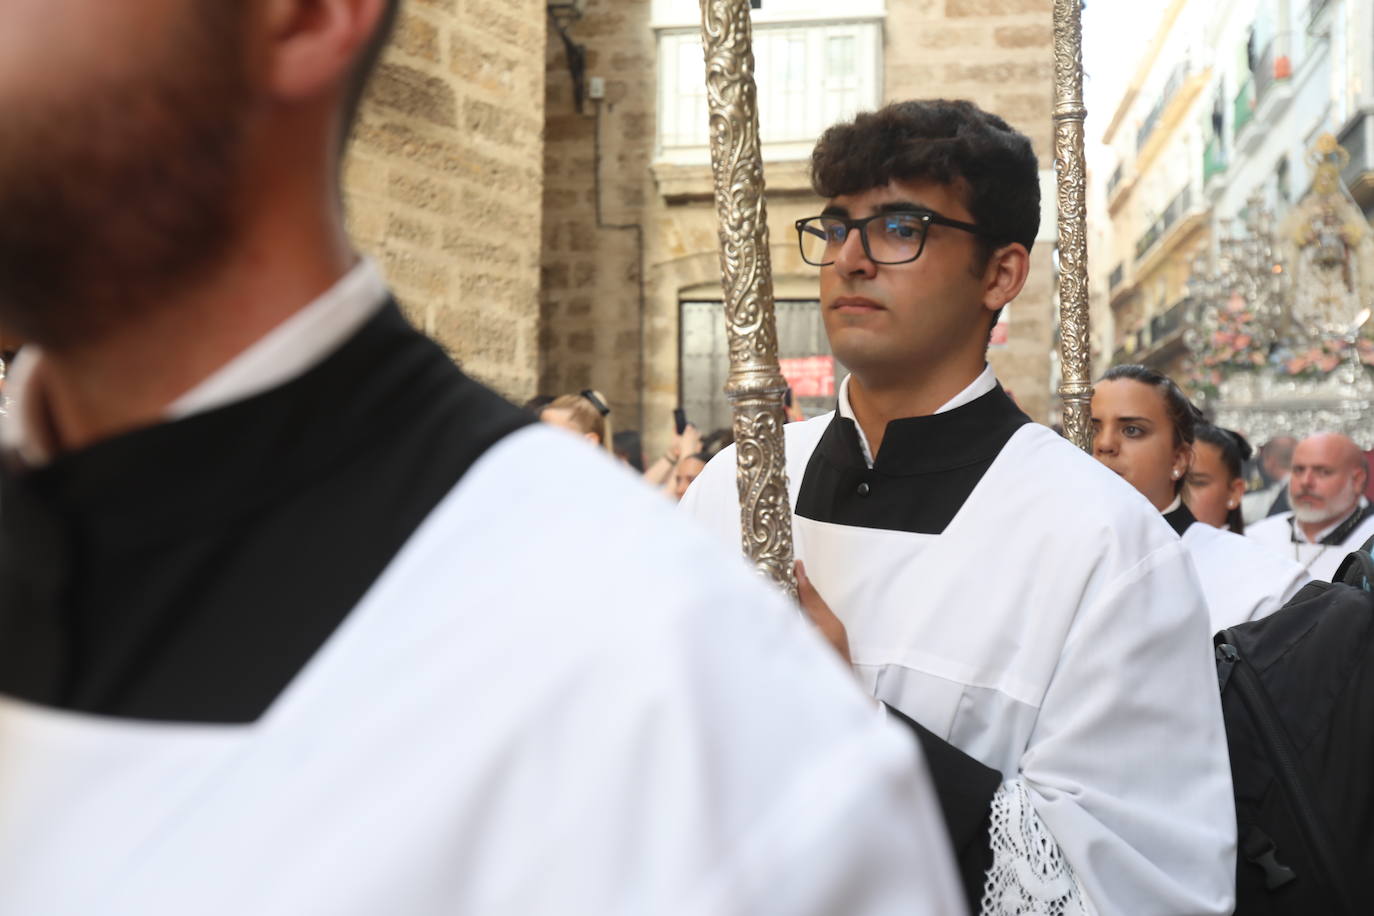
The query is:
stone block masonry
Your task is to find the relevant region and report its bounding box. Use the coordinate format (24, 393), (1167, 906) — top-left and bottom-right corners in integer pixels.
(537, 0), (1062, 458)
(343, 0), (546, 403)
(540, 0), (656, 431)
(887, 0), (1058, 424)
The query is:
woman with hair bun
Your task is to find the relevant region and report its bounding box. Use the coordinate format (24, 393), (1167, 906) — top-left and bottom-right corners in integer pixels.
(1092, 365), (1309, 631)
(539, 389), (614, 452)
(1187, 424), (1252, 535)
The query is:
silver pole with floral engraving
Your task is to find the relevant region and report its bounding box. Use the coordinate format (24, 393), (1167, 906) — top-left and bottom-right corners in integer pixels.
(697, 0), (797, 597)
(1053, 0), (1094, 451)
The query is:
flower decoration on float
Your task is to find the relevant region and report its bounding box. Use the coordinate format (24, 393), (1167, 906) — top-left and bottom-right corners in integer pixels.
(1184, 135), (1374, 405)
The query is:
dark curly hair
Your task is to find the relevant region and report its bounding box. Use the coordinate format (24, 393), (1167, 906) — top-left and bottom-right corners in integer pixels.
(809, 99), (1041, 257)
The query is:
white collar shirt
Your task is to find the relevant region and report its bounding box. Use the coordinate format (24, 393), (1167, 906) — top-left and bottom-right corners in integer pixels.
(836, 363), (999, 467)
(0, 258), (389, 468)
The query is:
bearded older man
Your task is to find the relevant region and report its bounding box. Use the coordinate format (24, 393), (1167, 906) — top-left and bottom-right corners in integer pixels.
(1247, 432), (1374, 581)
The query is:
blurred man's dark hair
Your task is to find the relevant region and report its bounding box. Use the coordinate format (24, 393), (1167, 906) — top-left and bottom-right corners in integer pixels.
(1259, 435), (1297, 484)
(613, 430), (645, 473)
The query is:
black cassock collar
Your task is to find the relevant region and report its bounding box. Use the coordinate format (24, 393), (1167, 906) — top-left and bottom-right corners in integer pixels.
(0, 301), (530, 723)
(820, 383), (1028, 477)
(798, 384), (1031, 536)
(1163, 501), (1197, 537)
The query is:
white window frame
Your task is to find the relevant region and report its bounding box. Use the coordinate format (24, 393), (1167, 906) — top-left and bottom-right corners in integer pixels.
(656, 18), (883, 165)
(651, 0), (885, 29)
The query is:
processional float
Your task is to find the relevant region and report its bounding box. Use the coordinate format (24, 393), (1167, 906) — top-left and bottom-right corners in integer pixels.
(1184, 135), (1374, 444)
(697, 0), (1093, 592)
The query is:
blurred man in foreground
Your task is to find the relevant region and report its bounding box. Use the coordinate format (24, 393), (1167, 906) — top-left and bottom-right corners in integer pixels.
(0, 2), (965, 912)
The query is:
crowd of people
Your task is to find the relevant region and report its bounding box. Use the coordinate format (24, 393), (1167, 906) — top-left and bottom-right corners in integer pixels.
(533, 366), (1365, 641)
(0, 1), (1367, 913)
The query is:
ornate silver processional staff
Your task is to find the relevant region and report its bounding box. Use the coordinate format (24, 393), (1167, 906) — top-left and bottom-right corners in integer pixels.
(697, 0), (797, 598)
(1052, 0), (1094, 452)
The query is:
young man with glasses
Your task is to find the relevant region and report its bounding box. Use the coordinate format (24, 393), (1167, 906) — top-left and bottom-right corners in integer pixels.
(680, 100), (1236, 915)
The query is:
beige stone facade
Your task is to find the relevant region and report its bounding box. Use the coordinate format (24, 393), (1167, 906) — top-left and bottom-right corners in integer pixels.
(344, 0), (547, 403)
(884, 0), (1058, 425)
(541, 1), (657, 429)
(541, 0), (1059, 457)
(342, 1), (1060, 438)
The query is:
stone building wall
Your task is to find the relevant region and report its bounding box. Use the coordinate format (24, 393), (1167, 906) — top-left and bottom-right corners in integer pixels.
(541, 1), (658, 430)
(540, 0), (1060, 456)
(343, 0), (547, 402)
(884, 0), (1058, 423)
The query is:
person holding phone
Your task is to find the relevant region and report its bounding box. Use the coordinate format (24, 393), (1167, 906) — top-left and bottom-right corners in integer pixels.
(643, 407), (702, 490)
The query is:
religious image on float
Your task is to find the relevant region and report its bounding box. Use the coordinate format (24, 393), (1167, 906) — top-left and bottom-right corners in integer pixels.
(1183, 134), (1374, 446)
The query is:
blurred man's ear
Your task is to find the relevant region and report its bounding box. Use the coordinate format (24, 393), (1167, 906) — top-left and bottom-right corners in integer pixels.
(259, 0), (389, 104)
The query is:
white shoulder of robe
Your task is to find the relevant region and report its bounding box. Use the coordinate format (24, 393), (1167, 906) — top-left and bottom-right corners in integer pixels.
(1245, 511), (1295, 545)
(1181, 520), (1312, 632)
(0, 424), (966, 916)
(1246, 510), (1374, 582)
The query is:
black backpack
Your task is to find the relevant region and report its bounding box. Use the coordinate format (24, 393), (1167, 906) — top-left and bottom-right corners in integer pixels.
(1214, 547), (1374, 914)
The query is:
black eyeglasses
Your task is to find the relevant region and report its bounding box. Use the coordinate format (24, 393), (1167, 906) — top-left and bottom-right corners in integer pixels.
(794, 209), (981, 267)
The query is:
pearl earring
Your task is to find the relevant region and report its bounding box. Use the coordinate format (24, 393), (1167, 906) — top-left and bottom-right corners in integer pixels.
(1227, 500), (1237, 509)
(1172, 469), (1181, 479)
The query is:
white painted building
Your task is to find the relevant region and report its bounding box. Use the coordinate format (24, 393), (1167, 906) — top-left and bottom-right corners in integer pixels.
(1206, 0), (1372, 220)
(1090, 0), (1374, 378)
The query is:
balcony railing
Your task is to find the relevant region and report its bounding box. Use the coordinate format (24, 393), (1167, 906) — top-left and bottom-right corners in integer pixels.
(1253, 35), (1292, 107)
(1136, 61), (1191, 153)
(1150, 297), (1189, 343)
(1234, 76), (1256, 136)
(1308, 0), (1333, 30)
(1109, 262), (1125, 291)
(1135, 186), (1193, 263)
(1204, 136), (1227, 184)
(1107, 164), (1124, 198)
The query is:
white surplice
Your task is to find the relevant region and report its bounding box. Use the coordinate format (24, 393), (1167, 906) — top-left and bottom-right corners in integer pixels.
(1247, 506), (1374, 583)
(0, 425), (967, 916)
(1180, 520), (1311, 633)
(679, 408), (1236, 916)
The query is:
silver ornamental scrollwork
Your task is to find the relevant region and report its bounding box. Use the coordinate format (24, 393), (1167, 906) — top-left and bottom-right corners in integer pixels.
(1053, 0), (1093, 452)
(699, 0), (796, 597)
